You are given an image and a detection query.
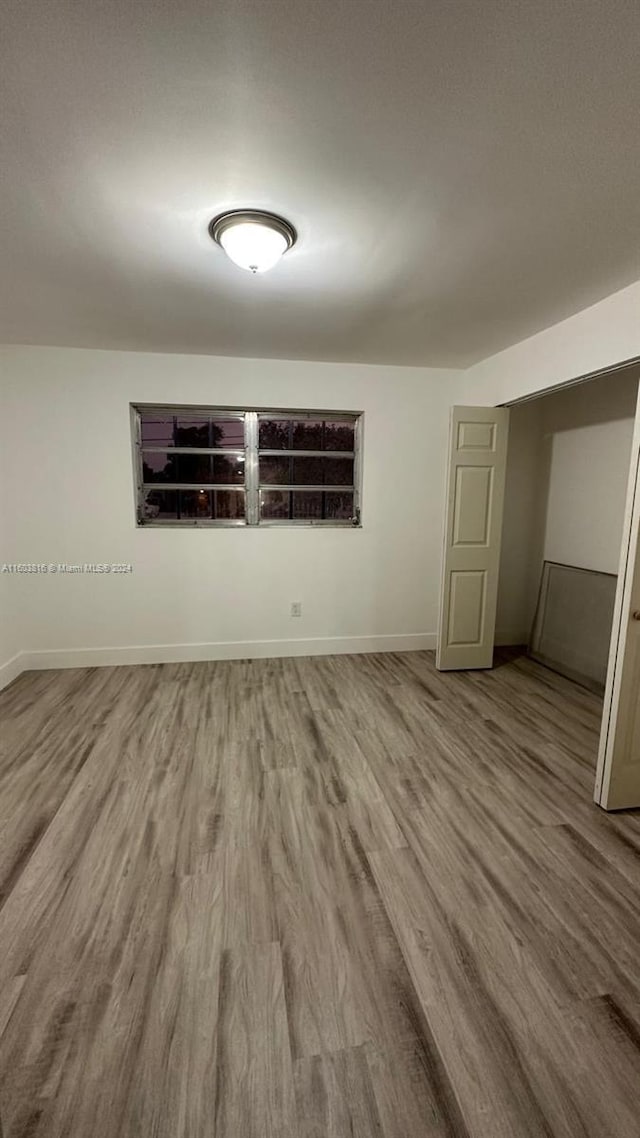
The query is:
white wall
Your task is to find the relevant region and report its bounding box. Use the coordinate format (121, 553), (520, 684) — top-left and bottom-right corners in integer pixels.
(495, 371), (639, 643)
(0, 377), (22, 687)
(0, 541), (21, 688)
(464, 279), (640, 406)
(541, 373), (639, 575)
(543, 405), (637, 575)
(0, 346), (464, 674)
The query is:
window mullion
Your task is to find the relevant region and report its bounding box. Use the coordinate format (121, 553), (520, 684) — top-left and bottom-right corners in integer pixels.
(133, 407), (145, 525)
(245, 412), (259, 525)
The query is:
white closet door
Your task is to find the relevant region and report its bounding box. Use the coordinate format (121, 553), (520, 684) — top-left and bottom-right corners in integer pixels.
(596, 389), (640, 810)
(436, 406), (510, 671)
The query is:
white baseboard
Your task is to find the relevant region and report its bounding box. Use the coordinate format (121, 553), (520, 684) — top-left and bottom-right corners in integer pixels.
(0, 653), (26, 691)
(17, 633), (437, 674)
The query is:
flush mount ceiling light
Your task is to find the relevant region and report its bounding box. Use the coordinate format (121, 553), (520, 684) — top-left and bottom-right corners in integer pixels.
(209, 210), (296, 274)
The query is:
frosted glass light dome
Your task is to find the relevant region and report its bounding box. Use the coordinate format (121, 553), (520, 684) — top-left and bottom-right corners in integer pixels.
(209, 210), (296, 274)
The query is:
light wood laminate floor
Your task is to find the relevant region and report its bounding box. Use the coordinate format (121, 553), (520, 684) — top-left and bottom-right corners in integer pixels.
(1, 650), (640, 1137)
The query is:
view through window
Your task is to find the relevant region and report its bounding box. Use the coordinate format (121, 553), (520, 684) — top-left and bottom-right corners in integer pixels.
(133, 405), (362, 526)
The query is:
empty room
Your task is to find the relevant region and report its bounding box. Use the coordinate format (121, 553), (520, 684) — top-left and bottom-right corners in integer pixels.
(1, 1), (640, 1136)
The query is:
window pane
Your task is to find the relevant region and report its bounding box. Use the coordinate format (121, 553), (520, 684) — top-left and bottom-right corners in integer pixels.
(259, 455), (353, 486)
(260, 490), (354, 521)
(323, 421), (355, 451)
(213, 490), (245, 519)
(179, 490), (214, 518)
(180, 490), (245, 518)
(323, 457), (354, 485)
(173, 417), (211, 447)
(142, 488), (244, 520)
(258, 419), (292, 449)
(292, 420), (323, 450)
(176, 416), (244, 448)
(143, 489), (178, 519)
(177, 453), (214, 483)
(143, 452), (245, 485)
(291, 456), (324, 484)
(260, 490), (290, 519)
(138, 407), (358, 526)
(176, 453), (245, 484)
(292, 491), (323, 518)
(259, 455), (291, 484)
(212, 454), (245, 484)
(210, 419), (245, 448)
(140, 417), (174, 447)
(142, 451), (176, 482)
(292, 456), (354, 485)
(140, 413), (244, 449)
(324, 491), (354, 519)
(259, 418), (324, 450)
(258, 417), (355, 452)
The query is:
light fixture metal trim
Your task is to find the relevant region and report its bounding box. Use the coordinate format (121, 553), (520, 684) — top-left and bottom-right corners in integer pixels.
(209, 209), (296, 250)
(208, 208), (297, 272)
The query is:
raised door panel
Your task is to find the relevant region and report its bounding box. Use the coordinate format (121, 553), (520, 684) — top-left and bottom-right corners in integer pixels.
(447, 571), (487, 647)
(452, 467), (493, 547)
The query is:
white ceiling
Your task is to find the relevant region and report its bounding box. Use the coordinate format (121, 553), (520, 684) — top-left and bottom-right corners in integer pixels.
(2, 0), (640, 368)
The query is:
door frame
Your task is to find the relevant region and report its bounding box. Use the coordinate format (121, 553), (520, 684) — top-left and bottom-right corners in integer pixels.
(501, 355), (640, 808)
(594, 387), (640, 806)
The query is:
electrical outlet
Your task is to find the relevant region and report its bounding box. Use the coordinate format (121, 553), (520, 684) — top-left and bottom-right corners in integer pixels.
(290, 601), (302, 618)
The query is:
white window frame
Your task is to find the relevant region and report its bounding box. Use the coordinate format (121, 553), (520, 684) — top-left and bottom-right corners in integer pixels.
(131, 404), (363, 528)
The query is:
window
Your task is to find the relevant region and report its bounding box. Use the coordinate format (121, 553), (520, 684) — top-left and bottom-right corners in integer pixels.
(132, 405), (362, 527)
